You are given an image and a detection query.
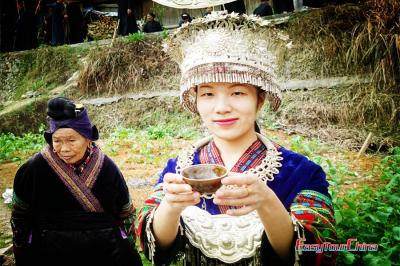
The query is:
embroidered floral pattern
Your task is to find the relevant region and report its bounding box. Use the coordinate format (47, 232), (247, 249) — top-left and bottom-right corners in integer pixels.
(290, 190), (337, 265)
(41, 145), (104, 212)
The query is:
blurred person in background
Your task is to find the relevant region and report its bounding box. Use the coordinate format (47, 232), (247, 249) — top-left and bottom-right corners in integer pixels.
(203, 6), (213, 16)
(0, 0), (18, 52)
(178, 12), (192, 27)
(14, 0), (39, 50)
(253, 0), (273, 16)
(117, 0), (139, 36)
(65, 0), (85, 44)
(49, 0), (66, 45)
(224, 0), (246, 14)
(142, 13), (162, 33)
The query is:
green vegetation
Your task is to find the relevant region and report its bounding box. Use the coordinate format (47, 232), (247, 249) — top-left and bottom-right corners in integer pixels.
(0, 126), (46, 164)
(126, 32), (145, 43)
(149, 3), (166, 23)
(0, 97), (49, 135)
(0, 234), (12, 250)
(288, 136), (399, 265)
(160, 29), (169, 39)
(87, 98), (199, 137)
(103, 125), (199, 166)
(334, 148), (400, 265)
(0, 46), (86, 103)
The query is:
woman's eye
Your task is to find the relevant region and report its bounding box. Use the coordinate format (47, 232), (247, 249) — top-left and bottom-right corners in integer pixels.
(233, 91), (245, 96)
(200, 92), (213, 97)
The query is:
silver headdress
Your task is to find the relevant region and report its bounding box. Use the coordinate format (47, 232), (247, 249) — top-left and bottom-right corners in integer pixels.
(165, 12), (282, 113)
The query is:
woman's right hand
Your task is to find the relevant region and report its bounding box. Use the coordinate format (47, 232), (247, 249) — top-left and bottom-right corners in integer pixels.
(162, 173), (201, 212)
(153, 173), (200, 248)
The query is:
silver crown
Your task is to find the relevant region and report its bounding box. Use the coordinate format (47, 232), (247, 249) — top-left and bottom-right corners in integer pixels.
(165, 11), (282, 113)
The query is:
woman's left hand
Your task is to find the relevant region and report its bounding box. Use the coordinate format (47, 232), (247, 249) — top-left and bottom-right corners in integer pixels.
(213, 173), (274, 216)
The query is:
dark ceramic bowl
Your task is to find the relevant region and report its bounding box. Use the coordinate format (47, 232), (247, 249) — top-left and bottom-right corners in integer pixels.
(181, 164), (228, 194)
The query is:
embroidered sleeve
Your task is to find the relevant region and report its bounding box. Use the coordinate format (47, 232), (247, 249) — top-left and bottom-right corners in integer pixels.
(119, 197), (136, 240)
(110, 157), (137, 240)
(135, 182), (165, 250)
(135, 158), (185, 265)
(290, 190), (337, 265)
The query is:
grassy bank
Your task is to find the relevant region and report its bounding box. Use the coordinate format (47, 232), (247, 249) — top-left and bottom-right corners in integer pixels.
(0, 45), (87, 105)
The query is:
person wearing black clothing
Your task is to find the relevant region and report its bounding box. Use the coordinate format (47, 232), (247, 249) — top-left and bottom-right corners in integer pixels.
(49, 0), (66, 45)
(11, 97), (142, 266)
(42, 5), (53, 44)
(224, 0), (246, 14)
(271, 0), (294, 14)
(253, 0), (273, 17)
(65, 1), (85, 44)
(117, 0), (138, 36)
(0, 0), (18, 52)
(142, 13), (162, 33)
(178, 12), (192, 27)
(14, 0), (39, 51)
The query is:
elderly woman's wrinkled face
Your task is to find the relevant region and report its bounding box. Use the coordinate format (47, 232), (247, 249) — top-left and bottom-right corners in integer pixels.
(196, 82), (265, 142)
(52, 128), (91, 164)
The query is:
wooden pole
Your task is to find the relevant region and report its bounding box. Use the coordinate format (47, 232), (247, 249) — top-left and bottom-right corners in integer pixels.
(110, 19), (120, 47)
(357, 132), (373, 157)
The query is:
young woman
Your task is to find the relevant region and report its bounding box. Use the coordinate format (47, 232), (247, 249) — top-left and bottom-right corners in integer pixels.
(136, 13), (337, 266)
(11, 97), (142, 266)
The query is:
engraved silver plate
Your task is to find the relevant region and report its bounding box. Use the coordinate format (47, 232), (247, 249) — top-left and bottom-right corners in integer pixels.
(181, 206), (264, 263)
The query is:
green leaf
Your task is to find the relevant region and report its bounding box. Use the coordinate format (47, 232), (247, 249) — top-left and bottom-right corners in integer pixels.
(335, 209), (343, 225)
(360, 202), (372, 210)
(343, 252), (355, 264)
(378, 213), (391, 224)
(393, 226), (400, 241)
(363, 253), (392, 266)
(367, 214), (380, 223)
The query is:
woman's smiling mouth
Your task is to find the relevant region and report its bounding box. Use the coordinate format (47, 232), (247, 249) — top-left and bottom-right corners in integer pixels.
(213, 118), (239, 126)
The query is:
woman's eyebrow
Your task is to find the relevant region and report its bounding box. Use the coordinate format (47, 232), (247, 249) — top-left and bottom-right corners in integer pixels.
(198, 85), (213, 89)
(228, 83), (250, 89)
(53, 135), (75, 139)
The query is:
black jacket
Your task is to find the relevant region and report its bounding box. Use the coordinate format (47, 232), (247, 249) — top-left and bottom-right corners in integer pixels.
(11, 153), (142, 266)
(253, 3), (273, 16)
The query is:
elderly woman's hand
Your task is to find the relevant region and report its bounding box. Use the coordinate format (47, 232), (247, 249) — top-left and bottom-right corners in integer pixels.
(213, 173), (275, 216)
(162, 173), (201, 212)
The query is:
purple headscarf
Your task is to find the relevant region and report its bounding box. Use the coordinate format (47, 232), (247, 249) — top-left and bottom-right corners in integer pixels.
(44, 109), (99, 145)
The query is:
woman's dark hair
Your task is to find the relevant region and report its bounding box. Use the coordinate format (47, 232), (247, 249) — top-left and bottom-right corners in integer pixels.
(47, 97), (76, 121)
(255, 87), (264, 134)
(255, 122), (261, 133)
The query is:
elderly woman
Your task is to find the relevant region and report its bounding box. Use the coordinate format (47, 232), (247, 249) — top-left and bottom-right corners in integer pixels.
(136, 13), (337, 265)
(11, 97), (142, 266)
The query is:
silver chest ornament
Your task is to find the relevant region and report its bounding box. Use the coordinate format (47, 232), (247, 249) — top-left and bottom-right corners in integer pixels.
(181, 206), (264, 264)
